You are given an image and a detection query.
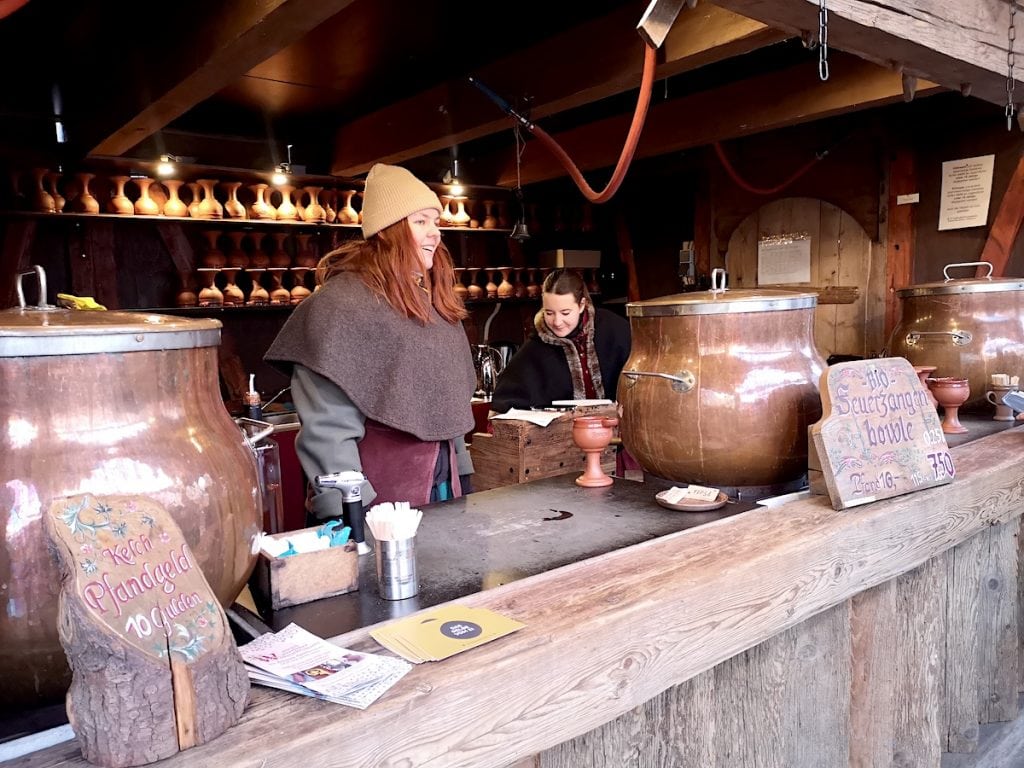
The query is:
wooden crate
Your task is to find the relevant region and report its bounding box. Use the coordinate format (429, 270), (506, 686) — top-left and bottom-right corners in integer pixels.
(249, 527), (359, 609)
(470, 405), (618, 491)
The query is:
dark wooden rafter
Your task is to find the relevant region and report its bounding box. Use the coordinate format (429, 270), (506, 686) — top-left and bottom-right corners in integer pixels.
(329, 3), (789, 177)
(493, 53), (941, 187)
(76, 0), (359, 158)
(708, 0), (1019, 107)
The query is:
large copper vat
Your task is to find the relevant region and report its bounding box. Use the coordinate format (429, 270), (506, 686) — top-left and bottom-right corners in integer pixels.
(619, 278), (824, 489)
(0, 270), (262, 713)
(887, 262), (1024, 409)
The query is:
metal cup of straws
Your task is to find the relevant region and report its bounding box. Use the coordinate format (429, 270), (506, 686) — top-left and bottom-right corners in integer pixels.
(375, 537), (418, 600)
(367, 501), (423, 601)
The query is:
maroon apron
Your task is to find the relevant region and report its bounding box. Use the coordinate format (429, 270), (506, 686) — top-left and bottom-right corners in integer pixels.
(358, 419), (461, 507)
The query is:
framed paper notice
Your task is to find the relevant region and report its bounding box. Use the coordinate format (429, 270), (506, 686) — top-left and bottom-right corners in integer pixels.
(757, 234), (811, 284)
(938, 154), (994, 230)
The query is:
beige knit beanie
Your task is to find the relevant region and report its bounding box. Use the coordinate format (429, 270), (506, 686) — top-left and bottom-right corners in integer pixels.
(360, 163), (443, 238)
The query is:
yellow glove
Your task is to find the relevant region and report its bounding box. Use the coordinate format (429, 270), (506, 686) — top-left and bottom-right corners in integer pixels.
(57, 293), (107, 310)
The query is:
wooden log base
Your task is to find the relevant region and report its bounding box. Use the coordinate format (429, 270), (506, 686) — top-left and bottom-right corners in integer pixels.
(44, 494), (249, 767)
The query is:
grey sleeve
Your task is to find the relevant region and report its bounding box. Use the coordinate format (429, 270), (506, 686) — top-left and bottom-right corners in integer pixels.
(291, 365), (378, 519)
(454, 434), (474, 476)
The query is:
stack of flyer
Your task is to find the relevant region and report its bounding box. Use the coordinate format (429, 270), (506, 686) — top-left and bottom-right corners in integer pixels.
(239, 623), (411, 709)
(370, 604), (525, 663)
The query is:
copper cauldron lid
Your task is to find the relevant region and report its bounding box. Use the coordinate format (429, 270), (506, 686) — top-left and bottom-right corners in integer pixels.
(1, 266), (221, 358)
(627, 270), (817, 317)
(897, 261), (1024, 298)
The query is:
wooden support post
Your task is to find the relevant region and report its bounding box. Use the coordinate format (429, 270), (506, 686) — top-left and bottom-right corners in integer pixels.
(884, 147), (915, 342)
(614, 208), (641, 302)
(693, 168), (713, 282)
(977, 151), (1024, 277)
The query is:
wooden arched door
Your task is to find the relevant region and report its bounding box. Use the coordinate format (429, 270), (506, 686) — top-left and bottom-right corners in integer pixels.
(726, 197), (885, 360)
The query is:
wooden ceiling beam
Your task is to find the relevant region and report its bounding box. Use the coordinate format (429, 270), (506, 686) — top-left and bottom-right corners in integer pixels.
(329, 2), (789, 177)
(708, 0), (1017, 107)
(78, 0), (358, 158)
(494, 53), (942, 187)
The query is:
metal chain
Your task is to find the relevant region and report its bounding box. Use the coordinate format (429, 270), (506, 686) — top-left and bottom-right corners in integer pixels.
(819, 0), (830, 81)
(1008, 0), (1018, 130)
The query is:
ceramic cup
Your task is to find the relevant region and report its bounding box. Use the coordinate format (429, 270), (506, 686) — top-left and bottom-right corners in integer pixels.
(986, 385), (1019, 421)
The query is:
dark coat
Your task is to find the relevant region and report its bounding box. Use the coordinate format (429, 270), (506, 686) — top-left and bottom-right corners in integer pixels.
(490, 307), (631, 412)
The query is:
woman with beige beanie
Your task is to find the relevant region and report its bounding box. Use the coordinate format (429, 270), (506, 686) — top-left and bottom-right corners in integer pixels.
(266, 163), (476, 520)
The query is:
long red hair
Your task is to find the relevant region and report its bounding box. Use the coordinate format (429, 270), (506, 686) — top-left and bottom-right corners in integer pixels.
(316, 220), (467, 324)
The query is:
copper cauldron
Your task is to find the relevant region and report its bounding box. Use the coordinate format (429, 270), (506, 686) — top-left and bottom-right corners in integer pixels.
(887, 261), (1024, 409)
(619, 271), (825, 491)
(0, 268), (262, 712)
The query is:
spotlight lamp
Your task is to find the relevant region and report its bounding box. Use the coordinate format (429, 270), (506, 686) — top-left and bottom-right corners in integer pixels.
(272, 144), (294, 186)
(156, 154), (180, 178)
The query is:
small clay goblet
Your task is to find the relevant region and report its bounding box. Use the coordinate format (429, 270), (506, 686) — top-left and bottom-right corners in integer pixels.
(572, 416), (618, 487)
(928, 377), (970, 434)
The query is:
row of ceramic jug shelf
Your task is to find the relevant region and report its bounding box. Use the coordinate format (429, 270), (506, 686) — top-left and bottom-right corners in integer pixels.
(178, 263), (605, 308)
(11, 168), (512, 229)
(455, 266), (602, 301)
(15, 167), (359, 223)
(197, 230), (322, 270)
(179, 266), (313, 308)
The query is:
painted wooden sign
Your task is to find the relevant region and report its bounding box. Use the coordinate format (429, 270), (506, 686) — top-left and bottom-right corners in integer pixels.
(810, 357), (955, 510)
(45, 493), (248, 768)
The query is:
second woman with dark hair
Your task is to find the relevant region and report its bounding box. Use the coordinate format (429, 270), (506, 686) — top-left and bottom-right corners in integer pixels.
(490, 268), (631, 413)
(265, 163), (476, 520)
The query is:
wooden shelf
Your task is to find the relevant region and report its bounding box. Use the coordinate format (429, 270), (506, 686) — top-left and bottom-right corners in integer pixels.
(144, 304), (295, 314)
(0, 209), (513, 235)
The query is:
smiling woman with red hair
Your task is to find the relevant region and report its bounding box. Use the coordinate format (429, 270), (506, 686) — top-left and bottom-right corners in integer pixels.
(266, 164), (476, 521)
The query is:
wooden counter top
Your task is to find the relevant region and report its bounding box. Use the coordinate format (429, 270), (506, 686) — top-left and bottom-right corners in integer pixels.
(14, 422), (1024, 767)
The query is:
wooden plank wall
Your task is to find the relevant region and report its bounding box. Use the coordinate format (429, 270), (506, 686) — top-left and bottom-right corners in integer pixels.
(534, 520), (1021, 768)
(726, 197), (886, 361)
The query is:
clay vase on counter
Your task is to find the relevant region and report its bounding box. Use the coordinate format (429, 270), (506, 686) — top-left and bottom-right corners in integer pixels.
(0, 268), (262, 711)
(573, 416), (618, 487)
(928, 376), (970, 434)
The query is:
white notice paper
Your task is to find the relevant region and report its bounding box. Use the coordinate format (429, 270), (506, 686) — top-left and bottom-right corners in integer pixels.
(938, 154), (994, 230)
(757, 236), (811, 284)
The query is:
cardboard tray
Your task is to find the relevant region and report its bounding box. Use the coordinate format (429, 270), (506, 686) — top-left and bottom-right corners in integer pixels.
(249, 527), (359, 610)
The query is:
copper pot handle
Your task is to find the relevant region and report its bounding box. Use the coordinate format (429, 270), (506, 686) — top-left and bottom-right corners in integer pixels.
(622, 370), (695, 393)
(906, 330), (973, 347)
(943, 261), (992, 281)
(15, 265), (57, 310)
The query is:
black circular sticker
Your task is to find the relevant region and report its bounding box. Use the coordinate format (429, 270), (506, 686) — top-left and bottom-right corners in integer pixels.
(439, 620), (482, 640)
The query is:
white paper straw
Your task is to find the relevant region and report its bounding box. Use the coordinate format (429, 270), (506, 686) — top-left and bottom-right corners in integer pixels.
(366, 501), (422, 541)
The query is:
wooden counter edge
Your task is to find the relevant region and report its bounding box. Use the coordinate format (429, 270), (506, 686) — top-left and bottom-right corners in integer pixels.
(21, 427), (1024, 768)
